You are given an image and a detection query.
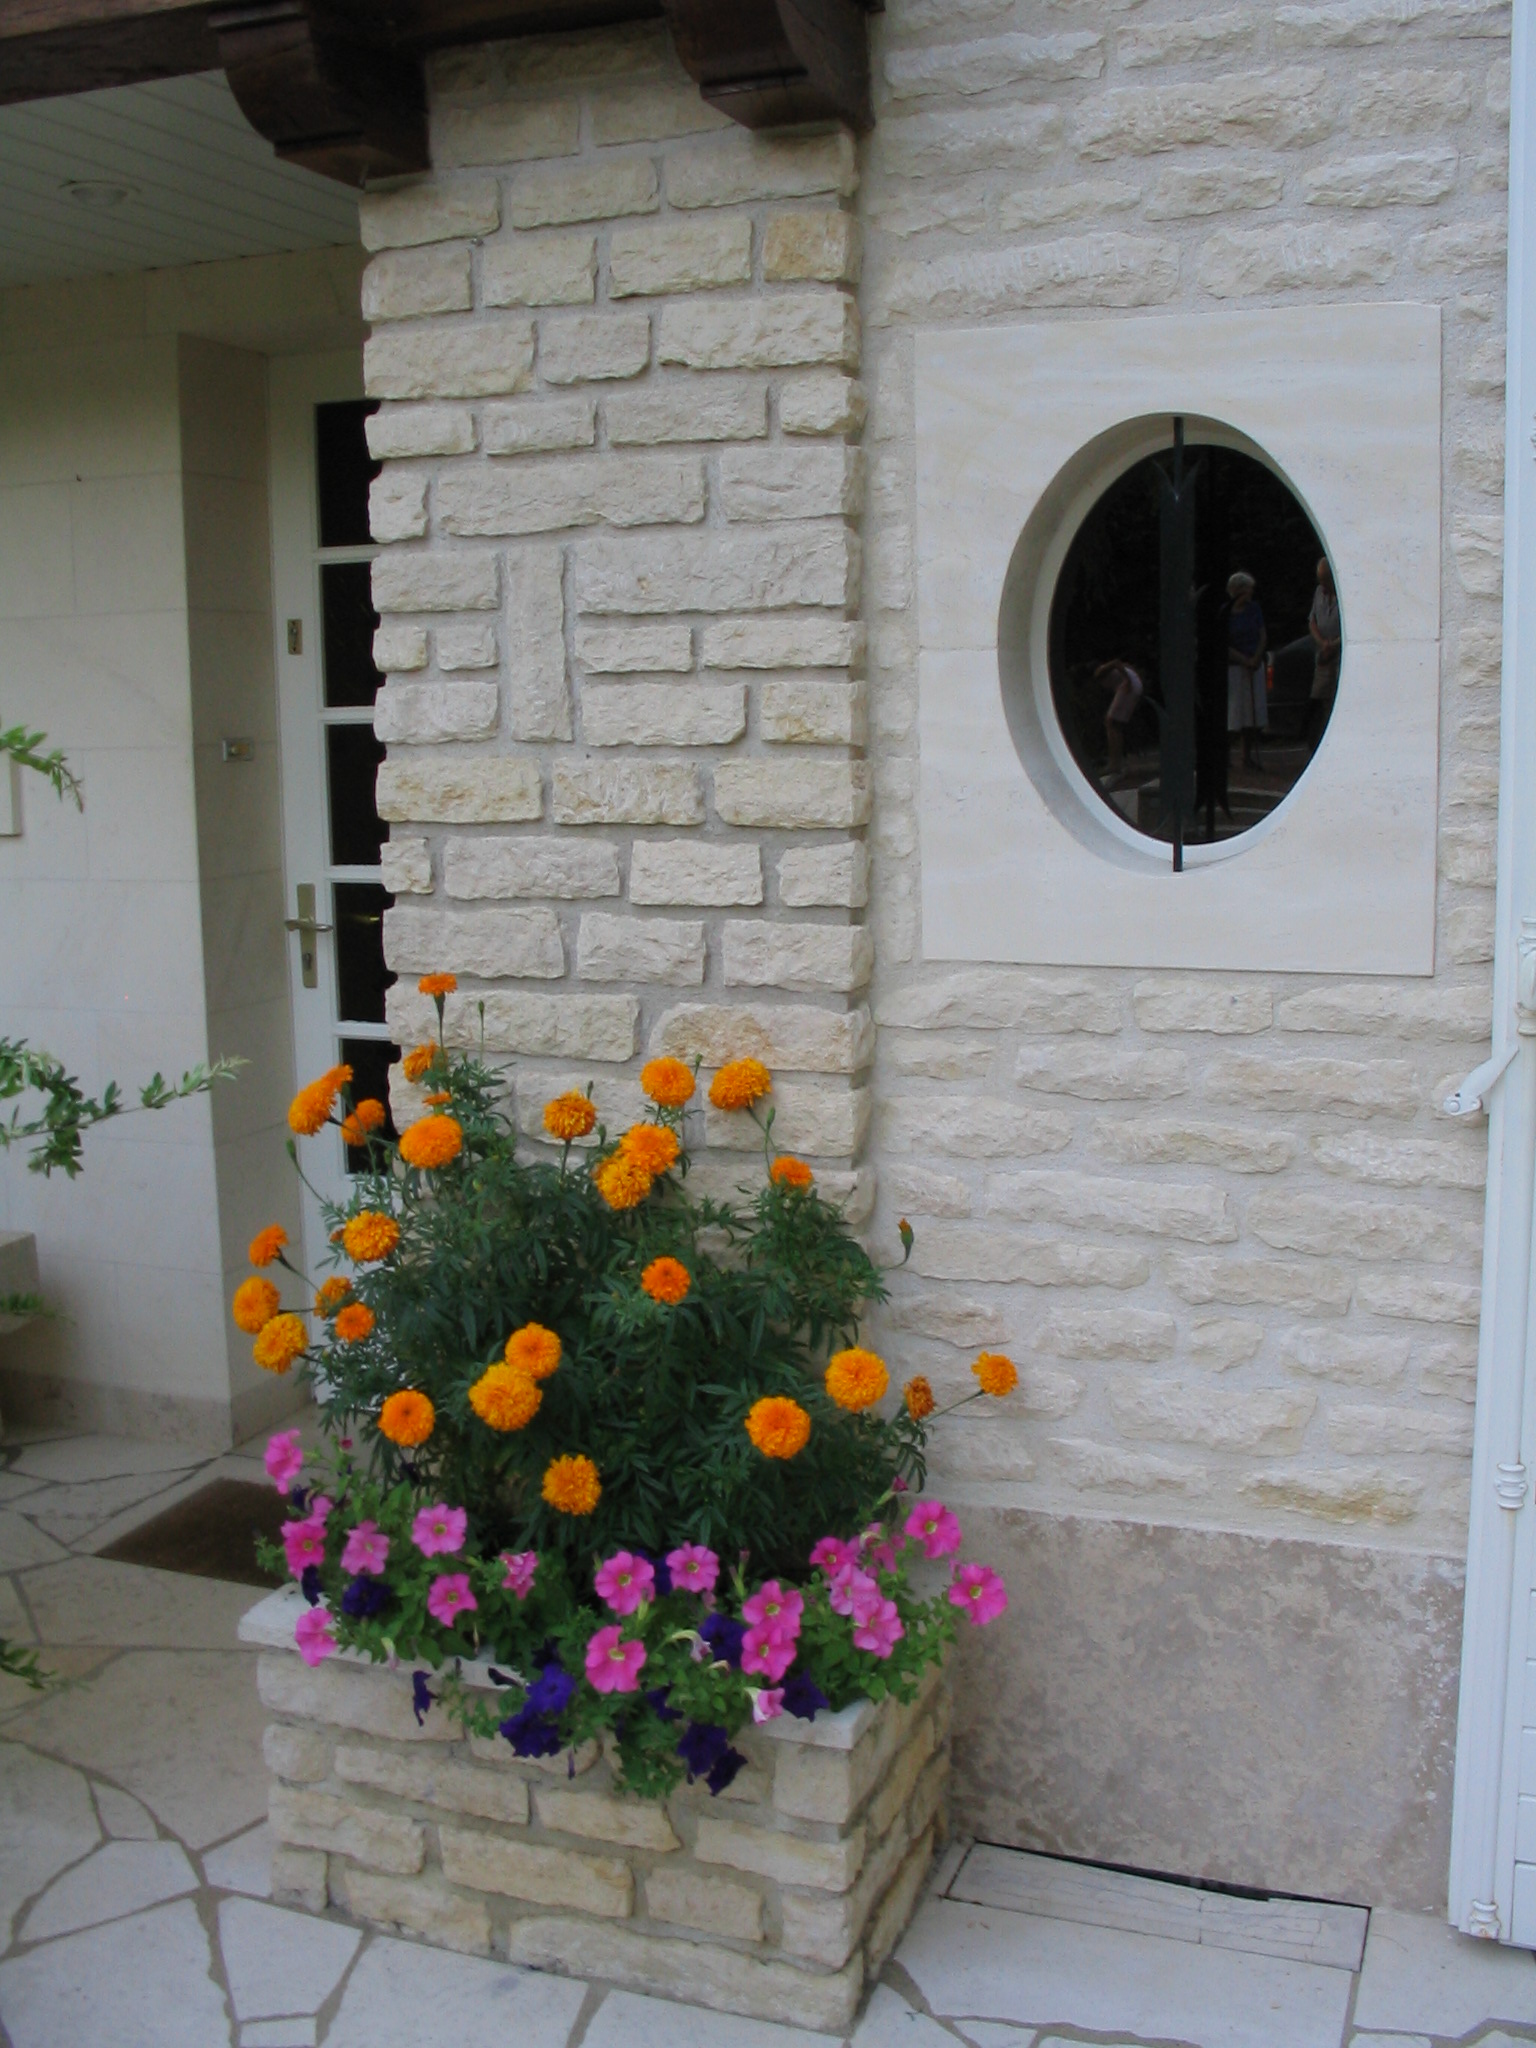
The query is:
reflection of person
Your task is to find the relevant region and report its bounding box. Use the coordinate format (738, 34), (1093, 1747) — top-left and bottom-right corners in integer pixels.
(1225, 571), (1268, 770)
(1307, 556), (1341, 755)
(1095, 658), (1144, 780)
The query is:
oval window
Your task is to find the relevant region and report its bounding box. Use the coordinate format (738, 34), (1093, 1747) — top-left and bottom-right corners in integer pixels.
(1046, 441), (1340, 850)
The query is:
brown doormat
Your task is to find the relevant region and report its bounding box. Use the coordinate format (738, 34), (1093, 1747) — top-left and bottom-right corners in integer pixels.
(98, 1478), (287, 1588)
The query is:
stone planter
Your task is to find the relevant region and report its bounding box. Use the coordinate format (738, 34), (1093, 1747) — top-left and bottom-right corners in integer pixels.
(240, 1588), (949, 2032)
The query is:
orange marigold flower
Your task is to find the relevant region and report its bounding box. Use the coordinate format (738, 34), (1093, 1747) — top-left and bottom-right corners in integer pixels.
(745, 1396), (811, 1461)
(770, 1156), (814, 1190)
(641, 1057), (695, 1108)
(248, 1225), (288, 1268)
(594, 1152), (653, 1211)
(903, 1375), (936, 1422)
(379, 1389), (434, 1448)
(708, 1057), (772, 1113)
(543, 1092), (597, 1143)
(399, 1114), (463, 1170)
(505, 1323), (562, 1380)
(641, 1256), (690, 1305)
(825, 1347), (890, 1413)
(418, 973), (457, 998)
(542, 1454), (601, 1516)
(402, 1045), (434, 1084)
(340, 1097), (388, 1146)
(973, 1352), (1018, 1398)
(620, 1122), (680, 1176)
(333, 1303), (375, 1344)
(253, 1313), (307, 1375)
(343, 1211), (400, 1264)
(232, 1277), (281, 1335)
(287, 1064), (352, 1137)
(469, 1364), (541, 1433)
(315, 1276), (352, 1315)
(423, 1091), (453, 1108)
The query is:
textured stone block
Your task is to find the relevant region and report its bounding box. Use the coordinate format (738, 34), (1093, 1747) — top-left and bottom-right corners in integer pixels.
(370, 470), (429, 543)
(1352, 65), (1473, 137)
(1144, 165), (1283, 219)
(881, 1097), (1071, 1161)
(764, 210), (860, 284)
(373, 550), (499, 613)
(434, 97), (579, 169)
(652, 1002), (874, 1074)
(704, 1082), (870, 1158)
(387, 984), (637, 1060)
(338, 1868), (492, 1955)
(1197, 222), (1396, 296)
(376, 757), (540, 823)
(1239, 1467), (1423, 1525)
(718, 446), (864, 522)
(910, 1226), (1149, 1290)
(379, 837), (432, 895)
(575, 524), (858, 614)
(263, 1723), (330, 1784)
(445, 837), (619, 900)
(483, 396), (596, 455)
(258, 1654), (456, 1742)
(1166, 1255), (1353, 1315)
(714, 760), (870, 829)
(539, 312), (652, 384)
(271, 1845), (328, 1912)
(1133, 979), (1273, 1034)
(482, 233), (596, 308)
(363, 246), (472, 321)
(374, 680), (498, 745)
(1074, 67), (1333, 157)
(694, 1814), (864, 1892)
(630, 840), (762, 906)
(1356, 1272), (1482, 1325)
(533, 1786), (679, 1850)
(1281, 1327), (1409, 1387)
(723, 921), (873, 993)
(365, 322), (535, 400)
(437, 454), (703, 537)
(333, 1744), (530, 1825)
(1190, 1319), (1266, 1370)
(438, 1827), (632, 1916)
(1037, 1305), (1176, 1362)
(582, 681), (744, 747)
(1275, 983), (1491, 1038)
(1248, 1192), (1478, 1266)
(1119, 11), (1256, 67)
(367, 406), (476, 459)
(436, 624), (498, 671)
(509, 158), (658, 228)
(865, 1829), (937, 1974)
(1304, 147), (1459, 208)
(1110, 1379), (1316, 1452)
(780, 843), (868, 908)
(553, 762), (704, 825)
(1206, 1056), (1419, 1117)
(578, 912), (705, 985)
(876, 971), (1121, 1034)
(887, 29), (1103, 97)
(610, 216), (753, 297)
(576, 622), (693, 673)
(779, 372), (867, 436)
(361, 181), (499, 250)
(507, 549), (571, 742)
(987, 1170), (1236, 1244)
(374, 621), (428, 672)
(1090, 1118), (1295, 1174)
(1312, 1131), (1486, 1191)
(760, 678), (867, 745)
(643, 1867), (762, 1941)
(592, 78), (731, 146)
(606, 381), (768, 446)
(666, 131), (858, 209)
(881, 234), (1178, 321)
(384, 904), (563, 980)
(1327, 1405), (1473, 1457)
(1015, 1043), (1187, 1100)
(659, 295), (859, 372)
(702, 615), (864, 670)
(269, 1785), (424, 1875)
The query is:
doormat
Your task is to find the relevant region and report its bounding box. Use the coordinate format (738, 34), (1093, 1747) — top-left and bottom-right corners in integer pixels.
(98, 1478), (287, 1588)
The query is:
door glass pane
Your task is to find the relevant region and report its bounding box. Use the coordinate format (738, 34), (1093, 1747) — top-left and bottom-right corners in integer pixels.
(341, 1035), (400, 1173)
(316, 399), (380, 548)
(334, 883), (394, 1024)
(326, 724), (387, 866)
(321, 560), (382, 708)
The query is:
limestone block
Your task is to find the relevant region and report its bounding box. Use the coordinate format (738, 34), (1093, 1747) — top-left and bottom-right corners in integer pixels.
(886, 1292), (1007, 1347)
(1278, 0), (1505, 47)
(436, 625), (498, 672)
(867, 1722), (939, 1844)
(361, 181), (499, 250)
(1198, 222), (1396, 296)
(1441, 823), (1497, 886)
(713, 760), (870, 829)
(374, 621), (428, 672)
(582, 682), (745, 747)
(1051, 1438), (1209, 1496)
(760, 679), (867, 745)
(884, 1037), (992, 1084)
(483, 397), (597, 455)
(539, 312), (652, 384)
(1327, 1405), (1474, 1457)
(1246, 1192), (1479, 1265)
(1190, 1319), (1266, 1370)
(1036, 1306), (1176, 1362)
(630, 841), (762, 906)
(881, 235), (1179, 322)
(445, 837), (620, 900)
(880, 1097), (1072, 1160)
(762, 208), (861, 285)
(269, 1785), (424, 1875)
(1280, 1328), (1409, 1387)
(1275, 983), (1491, 1039)
(779, 373), (867, 436)
(380, 837), (432, 895)
(1133, 979), (1272, 1033)
(438, 1826), (632, 1916)
(659, 295), (859, 373)
(876, 971), (1121, 1034)
(1110, 1379), (1315, 1452)
(703, 615), (864, 670)
(1356, 1272), (1482, 1325)
(1238, 1467), (1423, 1524)
(1304, 148), (1459, 208)
(887, 30), (1103, 98)
(1144, 165), (1283, 219)
(606, 381), (768, 446)
(464, 1731), (601, 1776)
(718, 446), (865, 522)
(1419, 1339), (1479, 1403)
(723, 921), (873, 993)
(780, 843), (868, 908)
(592, 79), (731, 146)
(1447, 902), (1497, 969)
(880, 104), (1066, 178)
(577, 622), (693, 673)
(504, 1916), (863, 2034)
(338, 1867), (492, 1955)
(1311, 1132), (1487, 1190)
(387, 985), (638, 1061)
(694, 1814), (864, 1892)
(1351, 66), (1473, 137)
(651, 1001), (874, 1074)
(263, 1723), (331, 1784)
(1206, 1056), (1419, 1117)
(610, 216), (753, 297)
(1074, 68), (1333, 157)
(507, 548), (571, 742)
(333, 1745), (530, 1826)
(373, 550), (498, 613)
(1015, 1043), (1187, 1100)
(575, 524), (858, 615)
(376, 757), (541, 823)
(384, 904), (563, 980)
(363, 246), (472, 321)
(779, 1815), (912, 1969)
(910, 1227), (1149, 1291)
(643, 1867), (762, 1941)
(1090, 1119), (1296, 1173)
(258, 1653), (456, 1742)
(666, 131), (858, 209)
(1119, 11), (1255, 66)
(987, 1170), (1236, 1244)
(998, 180), (1142, 230)
(1165, 1255), (1353, 1315)
(704, 1082), (870, 1158)
(374, 680), (498, 745)
(482, 234), (597, 308)
(514, 1070), (647, 1145)
(553, 762), (704, 825)
(436, 454), (703, 536)
(368, 406), (476, 459)
(432, 97), (578, 170)
(509, 158), (659, 228)
(366, 322), (535, 400)
(578, 912), (705, 985)
(533, 1786), (679, 1850)
(271, 1845), (328, 1912)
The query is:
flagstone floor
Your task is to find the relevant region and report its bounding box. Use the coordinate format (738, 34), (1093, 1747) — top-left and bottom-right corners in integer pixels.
(2, 1422), (1536, 2048)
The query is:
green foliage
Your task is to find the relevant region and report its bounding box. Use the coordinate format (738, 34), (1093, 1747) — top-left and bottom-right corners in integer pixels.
(1, 721), (82, 809)
(0, 1293), (53, 1323)
(0, 1637), (54, 1692)
(0, 1039), (243, 1178)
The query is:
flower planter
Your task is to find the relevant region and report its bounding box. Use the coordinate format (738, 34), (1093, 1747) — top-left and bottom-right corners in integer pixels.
(241, 1587), (949, 2032)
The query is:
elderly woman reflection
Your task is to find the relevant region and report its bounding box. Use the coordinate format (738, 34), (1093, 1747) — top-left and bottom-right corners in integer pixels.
(1225, 570), (1268, 772)
(1307, 555), (1341, 756)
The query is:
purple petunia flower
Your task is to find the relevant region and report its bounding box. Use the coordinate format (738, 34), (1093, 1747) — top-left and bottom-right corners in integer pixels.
(699, 1612), (745, 1668)
(706, 1748), (746, 1795)
(299, 1565), (322, 1607)
(781, 1675), (829, 1721)
(500, 1706), (561, 1758)
(411, 1672), (436, 1726)
(677, 1721), (730, 1778)
(341, 1575), (390, 1621)
(526, 1664), (577, 1718)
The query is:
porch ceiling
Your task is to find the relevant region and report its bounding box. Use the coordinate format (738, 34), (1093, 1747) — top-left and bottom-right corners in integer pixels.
(0, 69), (358, 290)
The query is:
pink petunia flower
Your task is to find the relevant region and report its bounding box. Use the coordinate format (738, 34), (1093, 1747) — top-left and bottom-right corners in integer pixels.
(950, 1562), (1008, 1627)
(827, 1562), (882, 1622)
(594, 1551), (656, 1617)
(412, 1503), (468, 1557)
(341, 1520), (390, 1576)
(500, 1550), (538, 1599)
(742, 1580), (803, 1636)
(294, 1606), (337, 1667)
(265, 1430), (304, 1493)
(426, 1573), (478, 1628)
(905, 1500), (963, 1561)
(281, 1515), (328, 1578)
(752, 1687), (786, 1724)
(741, 1622), (797, 1683)
(810, 1535), (859, 1576)
(585, 1624), (647, 1695)
(852, 1596), (904, 1659)
(665, 1543), (719, 1595)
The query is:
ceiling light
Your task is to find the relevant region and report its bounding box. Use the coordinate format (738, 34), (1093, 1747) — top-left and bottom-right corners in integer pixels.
(60, 180), (136, 209)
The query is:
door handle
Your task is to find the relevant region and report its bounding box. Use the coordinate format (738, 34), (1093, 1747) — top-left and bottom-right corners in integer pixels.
(285, 883), (331, 988)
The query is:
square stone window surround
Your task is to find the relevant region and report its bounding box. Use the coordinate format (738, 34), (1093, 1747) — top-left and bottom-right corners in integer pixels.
(913, 303), (1442, 974)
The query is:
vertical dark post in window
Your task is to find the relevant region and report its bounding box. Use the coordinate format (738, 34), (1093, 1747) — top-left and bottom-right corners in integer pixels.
(1158, 418), (1197, 872)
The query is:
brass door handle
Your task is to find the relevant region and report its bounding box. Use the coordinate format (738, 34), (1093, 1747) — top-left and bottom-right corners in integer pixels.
(286, 884), (330, 989)
(283, 917), (334, 934)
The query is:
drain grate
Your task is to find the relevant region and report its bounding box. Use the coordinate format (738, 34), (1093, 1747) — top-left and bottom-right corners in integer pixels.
(98, 1478), (287, 1588)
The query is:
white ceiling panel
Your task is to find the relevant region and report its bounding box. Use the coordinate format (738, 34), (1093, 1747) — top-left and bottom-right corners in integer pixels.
(0, 72), (360, 288)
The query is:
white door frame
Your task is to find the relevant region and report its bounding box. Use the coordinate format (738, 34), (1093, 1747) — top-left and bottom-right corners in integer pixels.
(1449, 0), (1536, 1943)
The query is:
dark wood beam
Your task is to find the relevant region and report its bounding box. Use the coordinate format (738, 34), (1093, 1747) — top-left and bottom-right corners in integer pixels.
(662, 0), (876, 134)
(0, 1), (218, 105)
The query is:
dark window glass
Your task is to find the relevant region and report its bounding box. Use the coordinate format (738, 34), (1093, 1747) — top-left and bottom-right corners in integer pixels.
(316, 399), (380, 548)
(334, 884), (394, 1025)
(321, 560), (382, 708)
(340, 1035), (399, 1173)
(326, 723), (387, 866)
